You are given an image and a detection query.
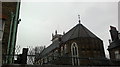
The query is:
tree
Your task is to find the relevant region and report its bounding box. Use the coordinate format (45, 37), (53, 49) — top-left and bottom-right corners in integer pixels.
(27, 46), (45, 64)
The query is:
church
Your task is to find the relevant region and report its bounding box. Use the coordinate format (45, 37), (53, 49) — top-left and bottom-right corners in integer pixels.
(35, 16), (107, 66)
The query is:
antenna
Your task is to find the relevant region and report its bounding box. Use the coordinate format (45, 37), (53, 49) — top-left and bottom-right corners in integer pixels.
(78, 15), (81, 24)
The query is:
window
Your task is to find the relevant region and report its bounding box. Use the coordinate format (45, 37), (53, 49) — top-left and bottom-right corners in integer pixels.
(71, 42), (79, 66)
(48, 55), (52, 61)
(40, 59), (43, 65)
(115, 50), (120, 59)
(54, 50), (58, 59)
(64, 44), (67, 53)
(61, 46), (63, 56)
(44, 57), (47, 63)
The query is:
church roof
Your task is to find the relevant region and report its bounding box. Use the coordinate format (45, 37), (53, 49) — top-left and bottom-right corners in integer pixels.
(37, 23), (100, 59)
(37, 40), (59, 58)
(61, 23), (100, 42)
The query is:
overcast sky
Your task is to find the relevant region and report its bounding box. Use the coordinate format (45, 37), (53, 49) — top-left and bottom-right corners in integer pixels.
(16, 2), (118, 57)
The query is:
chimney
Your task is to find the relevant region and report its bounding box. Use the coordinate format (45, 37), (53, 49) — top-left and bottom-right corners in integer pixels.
(110, 26), (119, 41)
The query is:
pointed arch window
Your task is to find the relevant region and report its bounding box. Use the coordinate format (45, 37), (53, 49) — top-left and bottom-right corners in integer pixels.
(61, 46), (63, 56)
(71, 42), (79, 66)
(64, 44), (67, 53)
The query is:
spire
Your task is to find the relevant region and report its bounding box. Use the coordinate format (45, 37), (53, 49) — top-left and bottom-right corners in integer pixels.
(78, 15), (81, 24)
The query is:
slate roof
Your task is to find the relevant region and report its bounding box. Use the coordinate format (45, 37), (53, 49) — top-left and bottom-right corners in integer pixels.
(37, 23), (100, 59)
(61, 23), (100, 42)
(38, 40), (60, 58)
(108, 39), (120, 49)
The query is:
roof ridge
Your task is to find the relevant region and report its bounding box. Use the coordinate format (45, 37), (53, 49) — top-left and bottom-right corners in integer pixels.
(61, 23), (101, 42)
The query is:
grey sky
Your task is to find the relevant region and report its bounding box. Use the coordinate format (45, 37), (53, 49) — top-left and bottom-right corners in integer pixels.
(17, 2), (118, 57)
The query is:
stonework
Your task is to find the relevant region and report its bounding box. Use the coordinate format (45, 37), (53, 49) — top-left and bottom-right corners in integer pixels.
(35, 23), (106, 66)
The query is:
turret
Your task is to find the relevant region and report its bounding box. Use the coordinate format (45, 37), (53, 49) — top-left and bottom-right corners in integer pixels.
(51, 30), (62, 42)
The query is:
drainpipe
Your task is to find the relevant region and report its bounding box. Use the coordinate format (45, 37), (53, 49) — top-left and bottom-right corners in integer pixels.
(7, 0), (21, 64)
(6, 12), (15, 64)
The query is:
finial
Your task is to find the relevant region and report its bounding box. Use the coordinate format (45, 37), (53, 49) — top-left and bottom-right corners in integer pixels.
(63, 31), (65, 35)
(55, 30), (57, 35)
(78, 15), (81, 24)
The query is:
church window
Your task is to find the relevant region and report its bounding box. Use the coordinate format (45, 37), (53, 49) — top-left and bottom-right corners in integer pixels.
(71, 42), (79, 66)
(64, 44), (67, 53)
(61, 46), (63, 56)
(54, 50), (58, 59)
(49, 56), (52, 61)
(115, 50), (120, 59)
(41, 59), (43, 65)
(44, 57), (47, 63)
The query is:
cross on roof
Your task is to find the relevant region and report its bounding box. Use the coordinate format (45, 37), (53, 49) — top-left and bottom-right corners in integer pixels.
(78, 15), (81, 24)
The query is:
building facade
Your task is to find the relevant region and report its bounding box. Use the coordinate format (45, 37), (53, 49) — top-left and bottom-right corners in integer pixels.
(108, 26), (120, 65)
(2, 2), (20, 64)
(35, 21), (107, 66)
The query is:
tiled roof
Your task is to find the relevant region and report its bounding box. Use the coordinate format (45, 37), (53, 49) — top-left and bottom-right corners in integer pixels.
(38, 40), (60, 58)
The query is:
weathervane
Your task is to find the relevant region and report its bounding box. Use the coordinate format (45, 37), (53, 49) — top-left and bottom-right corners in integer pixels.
(78, 15), (81, 24)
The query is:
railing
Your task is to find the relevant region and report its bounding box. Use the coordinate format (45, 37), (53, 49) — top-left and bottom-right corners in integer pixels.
(35, 55), (120, 66)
